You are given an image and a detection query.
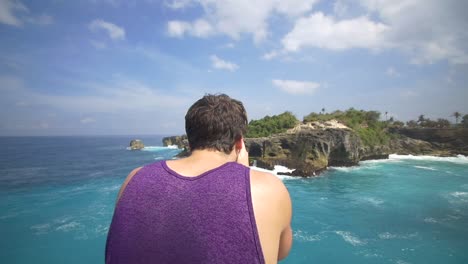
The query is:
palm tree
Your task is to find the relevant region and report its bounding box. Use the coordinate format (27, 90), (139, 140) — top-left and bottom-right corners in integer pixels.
(452, 112), (461, 124)
(321, 108), (325, 114)
(418, 115), (425, 123)
(385, 111), (388, 121)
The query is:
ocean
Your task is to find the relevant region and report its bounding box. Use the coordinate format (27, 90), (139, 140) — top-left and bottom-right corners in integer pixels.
(1, 136), (467, 263)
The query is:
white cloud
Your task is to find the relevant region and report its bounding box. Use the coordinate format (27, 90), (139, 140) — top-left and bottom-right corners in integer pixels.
(272, 79), (320, 95)
(386, 67), (400, 77)
(80, 117), (96, 124)
(37, 122), (49, 129)
(26, 14), (53, 25)
(262, 50), (279, 60)
(333, 0), (349, 17)
(164, 0), (193, 9)
(167, 20), (191, 37)
(89, 19), (125, 40)
(0, 76), (190, 114)
(90, 40), (107, 49)
(268, 1), (468, 64)
(168, 19), (213, 38)
(0, 0), (53, 26)
(359, 0), (468, 64)
(400, 90), (418, 98)
(282, 12), (388, 52)
(210, 55), (238, 71)
(0, 0), (27, 26)
(165, 0), (319, 43)
(223, 42), (235, 48)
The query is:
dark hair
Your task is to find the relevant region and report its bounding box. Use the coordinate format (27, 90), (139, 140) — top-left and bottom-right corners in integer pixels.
(185, 94), (248, 154)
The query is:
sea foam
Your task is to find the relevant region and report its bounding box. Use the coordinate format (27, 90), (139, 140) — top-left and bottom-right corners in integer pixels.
(250, 165), (297, 180)
(334, 231), (367, 246)
(142, 145), (180, 152)
(389, 154), (468, 164)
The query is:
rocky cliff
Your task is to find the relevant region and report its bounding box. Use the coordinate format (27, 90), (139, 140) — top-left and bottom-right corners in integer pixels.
(162, 135), (188, 149)
(390, 128), (468, 156)
(162, 126), (468, 177)
(129, 139), (144, 150)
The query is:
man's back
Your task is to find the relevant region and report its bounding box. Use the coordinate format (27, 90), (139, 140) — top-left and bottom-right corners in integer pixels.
(106, 160), (271, 263)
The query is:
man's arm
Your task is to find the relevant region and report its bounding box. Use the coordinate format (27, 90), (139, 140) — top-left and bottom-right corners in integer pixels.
(250, 169), (293, 263)
(277, 188), (292, 261)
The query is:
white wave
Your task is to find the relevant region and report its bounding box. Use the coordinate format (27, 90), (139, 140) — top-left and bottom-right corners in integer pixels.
(389, 154), (468, 164)
(423, 217), (438, 224)
(293, 230), (322, 242)
(56, 221), (82, 232)
(142, 145), (180, 151)
(53, 216), (73, 224)
(335, 231), (367, 246)
(360, 158), (401, 164)
(330, 166), (361, 172)
(359, 197), (384, 207)
(396, 259), (412, 264)
(250, 165), (298, 180)
(0, 212), (18, 220)
(75, 233), (89, 240)
(379, 232), (418, 240)
(413, 165), (437, 171)
(447, 191), (468, 204)
(95, 224), (109, 235)
(31, 223), (51, 234)
(451, 191), (468, 198)
(101, 184), (121, 192)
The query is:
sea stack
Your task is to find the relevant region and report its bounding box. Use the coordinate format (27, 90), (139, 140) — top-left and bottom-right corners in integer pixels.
(129, 139), (144, 150)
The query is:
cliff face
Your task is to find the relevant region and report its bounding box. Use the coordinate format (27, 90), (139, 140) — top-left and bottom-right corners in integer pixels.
(391, 128), (468, 156)
(129, 139), (144, 150)
(162, 127), (468, 177)
(162, 135), (188, 149)
(245, 127), (468, 176)
(245, 127), (361, 176)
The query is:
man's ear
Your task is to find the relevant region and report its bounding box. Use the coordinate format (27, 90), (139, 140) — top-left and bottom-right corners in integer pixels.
(234, 137), (244, 151)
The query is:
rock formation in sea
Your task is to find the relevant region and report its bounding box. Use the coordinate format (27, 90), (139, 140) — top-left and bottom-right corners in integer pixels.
(129, 139), (144, 150)
(162, 124), (468, 177)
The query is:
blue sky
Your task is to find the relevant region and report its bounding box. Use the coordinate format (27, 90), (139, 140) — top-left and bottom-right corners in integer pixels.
(1, 0), (467, 136)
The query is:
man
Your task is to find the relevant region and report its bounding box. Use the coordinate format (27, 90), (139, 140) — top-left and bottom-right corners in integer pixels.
(106, 94), (292, 263)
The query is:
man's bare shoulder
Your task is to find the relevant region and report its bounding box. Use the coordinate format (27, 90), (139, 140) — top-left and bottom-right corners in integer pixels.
(249, 169), (290, 201)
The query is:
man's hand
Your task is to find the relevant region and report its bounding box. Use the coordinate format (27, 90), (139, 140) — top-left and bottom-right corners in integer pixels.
(236, 139), (249, 167)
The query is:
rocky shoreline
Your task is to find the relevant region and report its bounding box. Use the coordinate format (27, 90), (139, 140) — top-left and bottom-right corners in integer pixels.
(162, 125), (468, 177)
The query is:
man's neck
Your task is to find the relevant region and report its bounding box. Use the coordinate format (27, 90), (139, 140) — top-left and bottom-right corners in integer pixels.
(188, 149), (237, 164)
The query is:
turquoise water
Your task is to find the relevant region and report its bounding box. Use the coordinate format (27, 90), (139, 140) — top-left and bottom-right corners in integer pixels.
(1, 136), (467, 263)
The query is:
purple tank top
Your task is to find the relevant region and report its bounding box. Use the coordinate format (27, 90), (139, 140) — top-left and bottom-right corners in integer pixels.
(105, 161), (265, 264)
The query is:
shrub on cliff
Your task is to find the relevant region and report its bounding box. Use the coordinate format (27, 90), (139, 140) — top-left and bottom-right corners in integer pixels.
(462, 115), (468, 128)
(304, 108), (388, 146)
(246, 111), (299, 138)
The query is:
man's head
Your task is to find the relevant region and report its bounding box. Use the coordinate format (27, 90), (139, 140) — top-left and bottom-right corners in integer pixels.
(185, 94), (248, 154)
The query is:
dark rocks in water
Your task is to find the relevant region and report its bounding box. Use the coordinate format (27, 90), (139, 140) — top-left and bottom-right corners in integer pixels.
(162, 135), (188, 149)
(389, 128), (468, 156)
(359, 154), (389, 162)
(161, 126), (467, 177)
(129, 139), (144, 150)
(245, 126), (361, 177)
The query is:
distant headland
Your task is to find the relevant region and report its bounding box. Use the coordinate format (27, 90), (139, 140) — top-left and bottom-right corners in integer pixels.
(162, 109), (468, 177)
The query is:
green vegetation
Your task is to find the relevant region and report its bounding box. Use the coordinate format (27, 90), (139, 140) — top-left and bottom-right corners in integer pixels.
(246, 108), (465, 145)
(303, 108), (389, 146)
(246, 111), (299, 138)
(452, 111), (461, 124)
(462, 114), (468, 128)
(407, 116), (452, 128)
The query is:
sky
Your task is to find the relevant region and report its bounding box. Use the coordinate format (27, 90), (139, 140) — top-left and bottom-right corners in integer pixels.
(0, 0), (467, 136)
